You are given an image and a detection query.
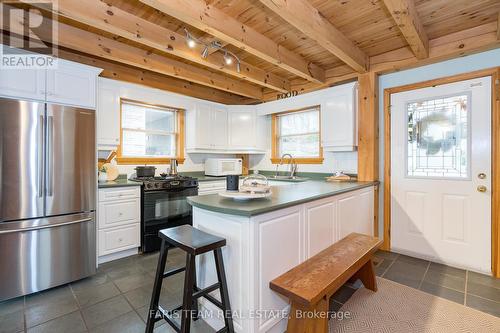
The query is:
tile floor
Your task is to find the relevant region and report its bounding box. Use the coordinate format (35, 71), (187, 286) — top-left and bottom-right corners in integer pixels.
(0, 249), (499, 333)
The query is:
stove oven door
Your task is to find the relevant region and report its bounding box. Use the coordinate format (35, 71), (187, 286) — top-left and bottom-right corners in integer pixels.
(142, 187), (197, 252)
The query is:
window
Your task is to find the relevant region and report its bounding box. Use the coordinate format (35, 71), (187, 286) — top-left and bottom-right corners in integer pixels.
(406, 94), (469, 179)
(271, 106), (323, 164)
(117, 99), (185, 164)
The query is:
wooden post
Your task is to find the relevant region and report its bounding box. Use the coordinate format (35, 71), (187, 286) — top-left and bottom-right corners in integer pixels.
(357, 72), (379, 237)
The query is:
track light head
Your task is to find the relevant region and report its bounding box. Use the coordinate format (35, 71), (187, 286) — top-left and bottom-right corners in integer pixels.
(223, 52), (233, 65)
(201, 46), (209, 58)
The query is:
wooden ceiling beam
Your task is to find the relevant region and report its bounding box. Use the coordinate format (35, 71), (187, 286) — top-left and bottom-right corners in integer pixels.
(4, 4), (263, 99)
(381, 0), (429, 59)
(39, 0), (290, 93)
(497, 12), (500, 40)
(137, 0), (325, 84)
(264, 22), (500, 102)
(56, 49), (255, 105)
(257, 0), (368, 73)
(370, 21), (499, 73)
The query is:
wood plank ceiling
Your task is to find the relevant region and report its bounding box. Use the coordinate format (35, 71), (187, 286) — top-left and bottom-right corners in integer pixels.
(5, 0), (500, 104)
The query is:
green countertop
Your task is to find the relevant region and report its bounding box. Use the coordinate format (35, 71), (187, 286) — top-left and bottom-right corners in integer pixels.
(98, 178), (141, 188)
(187, 180), (377, 217)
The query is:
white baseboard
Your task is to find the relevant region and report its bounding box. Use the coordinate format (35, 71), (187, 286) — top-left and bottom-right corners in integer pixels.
(98, 248), (139, 264)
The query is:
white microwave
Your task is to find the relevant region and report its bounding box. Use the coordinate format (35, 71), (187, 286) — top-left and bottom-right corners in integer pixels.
(205, 158), (242, 176)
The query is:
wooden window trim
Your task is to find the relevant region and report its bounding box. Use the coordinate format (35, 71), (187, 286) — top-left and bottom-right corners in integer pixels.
(271, 106), (324, 164)
(116, 98), (185, 165)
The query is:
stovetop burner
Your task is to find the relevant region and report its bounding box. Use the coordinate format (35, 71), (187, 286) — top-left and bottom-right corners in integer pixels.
(129, 174), (198, 191)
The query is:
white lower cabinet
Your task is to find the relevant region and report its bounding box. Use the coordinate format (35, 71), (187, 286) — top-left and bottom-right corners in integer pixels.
(97, 186), (141, 262)
(193, 185), (375, 333)
(198, 181), (227, 195)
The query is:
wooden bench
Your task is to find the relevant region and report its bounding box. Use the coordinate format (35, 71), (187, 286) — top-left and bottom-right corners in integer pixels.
(269, 233), (382, 333)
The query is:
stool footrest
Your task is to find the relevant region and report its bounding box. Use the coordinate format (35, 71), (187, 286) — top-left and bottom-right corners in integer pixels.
(194, 286), (223, 309)
(193, 282), (221, 300)
(157, 305), (181, 333)
(216, 328), (228, 333)
(163, 266), (186, 279)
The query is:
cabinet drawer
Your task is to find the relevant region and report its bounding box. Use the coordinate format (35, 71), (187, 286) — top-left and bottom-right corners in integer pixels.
(98, 224), (140, 256)
(198, 181), (226, 189)
(98, 199), (140, 229)
(99, 187), (140, 202)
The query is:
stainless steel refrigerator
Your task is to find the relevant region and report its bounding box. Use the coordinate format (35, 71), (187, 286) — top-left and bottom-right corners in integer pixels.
(0, 97), (96, 301)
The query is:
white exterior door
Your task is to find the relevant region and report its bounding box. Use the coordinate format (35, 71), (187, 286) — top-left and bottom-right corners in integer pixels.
(390, 76), (491, 273)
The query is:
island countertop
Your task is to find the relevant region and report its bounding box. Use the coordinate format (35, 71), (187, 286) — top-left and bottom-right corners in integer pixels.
(187, 180), (378, 217)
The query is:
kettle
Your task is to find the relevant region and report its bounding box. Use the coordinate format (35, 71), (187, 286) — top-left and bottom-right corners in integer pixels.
(170, 159), (178, 176)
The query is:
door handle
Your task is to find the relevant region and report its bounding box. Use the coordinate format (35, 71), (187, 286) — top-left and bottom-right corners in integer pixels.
(38, 115), (44, 197)
(477, 185), (487, 193)
(47, 115), (54, 196)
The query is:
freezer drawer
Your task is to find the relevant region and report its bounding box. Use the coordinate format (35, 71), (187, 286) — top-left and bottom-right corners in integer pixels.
(0, 213), (96, 301)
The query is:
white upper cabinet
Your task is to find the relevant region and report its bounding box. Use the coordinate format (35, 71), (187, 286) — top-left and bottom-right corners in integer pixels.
(211, 107), (228, 150)
(321, 82), (358, 151)
(46, 60), (101, 108)
(186, 104), (265, 153)
(97, 79), (121, 148)
(0, 57), (101, 108)
(0, 68), (46, 101)
(227, 106), (258, 150)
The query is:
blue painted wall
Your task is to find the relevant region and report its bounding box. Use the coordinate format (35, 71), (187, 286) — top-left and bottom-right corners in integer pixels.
(378, 48), (500, 238)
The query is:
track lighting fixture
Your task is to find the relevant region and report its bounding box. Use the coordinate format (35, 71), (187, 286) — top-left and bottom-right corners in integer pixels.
(183, 28), (241, 72)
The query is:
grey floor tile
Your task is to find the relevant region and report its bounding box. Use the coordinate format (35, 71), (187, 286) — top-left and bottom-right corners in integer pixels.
(374, 250), (399, 261)
(374, 258), (392, 277)
(332, 285), (356, 304)
(89, 311), (145, 333)
(466, 295), (500, 317)
(467, 271), (500, 290)
(124, 285), (154, 310)
(467, 280), (500, 303)
(395, 254), (429, 268)
(419, 281), (464, 304)
(81, 295), (132, 329)
(422, 269), (465, 292)
(114, 272), (154, 293)
(73, 281), (121, 308)
(427, 262), (466, 278)
(0, 297), (24, 317)
(0, 308), (24, 333)
(25, 286), (74, 308)
(71, 270), (112, 290)
(136, 305), (168, 331)
(27, 310), (86, 333)
(25, 286), (79, 328)
(383, 261), (427, 288)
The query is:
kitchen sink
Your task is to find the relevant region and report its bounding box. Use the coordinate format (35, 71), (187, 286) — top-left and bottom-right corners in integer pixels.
(267, 175), (309, 182)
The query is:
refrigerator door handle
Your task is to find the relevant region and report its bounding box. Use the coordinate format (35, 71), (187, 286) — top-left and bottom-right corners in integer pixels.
(38, 114), (44, 198)
(0, 217), (92, 234)
(47, 115), (54, 196)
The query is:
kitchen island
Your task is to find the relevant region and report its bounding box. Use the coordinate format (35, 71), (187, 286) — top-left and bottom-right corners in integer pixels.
(187, 180), (377, 333)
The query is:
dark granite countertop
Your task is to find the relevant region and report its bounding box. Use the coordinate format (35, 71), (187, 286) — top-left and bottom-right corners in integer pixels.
(98, 178), (141, 188)
(187, 180), (377, 217)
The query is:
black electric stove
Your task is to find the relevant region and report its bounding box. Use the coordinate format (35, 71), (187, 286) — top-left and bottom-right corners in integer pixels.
(130, 175), (198, 252)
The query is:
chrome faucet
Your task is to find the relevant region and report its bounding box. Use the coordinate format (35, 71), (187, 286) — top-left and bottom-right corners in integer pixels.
(275, 153), (298, 178)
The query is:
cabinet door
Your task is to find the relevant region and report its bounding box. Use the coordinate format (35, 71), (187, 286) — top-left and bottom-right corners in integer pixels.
(97, 84), (120, 147)
(0, 68), (45, 101)
(337, 188), (374, 240)
(321, 85), (357, 151)
(46, 60), (98, 108)
(211, 107), (228, 149)
(304, 198), (337, 258)
(195, 104), (213, 149)
(227, 109), (257, 149)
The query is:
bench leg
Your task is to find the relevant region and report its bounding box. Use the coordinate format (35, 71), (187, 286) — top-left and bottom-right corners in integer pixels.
(287, 296), (329, 333)
(354, 259), (377, 292)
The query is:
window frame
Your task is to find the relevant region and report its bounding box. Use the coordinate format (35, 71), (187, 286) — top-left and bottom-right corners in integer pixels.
(116, 98), (185, 165)
(271, 105), (324, 164)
